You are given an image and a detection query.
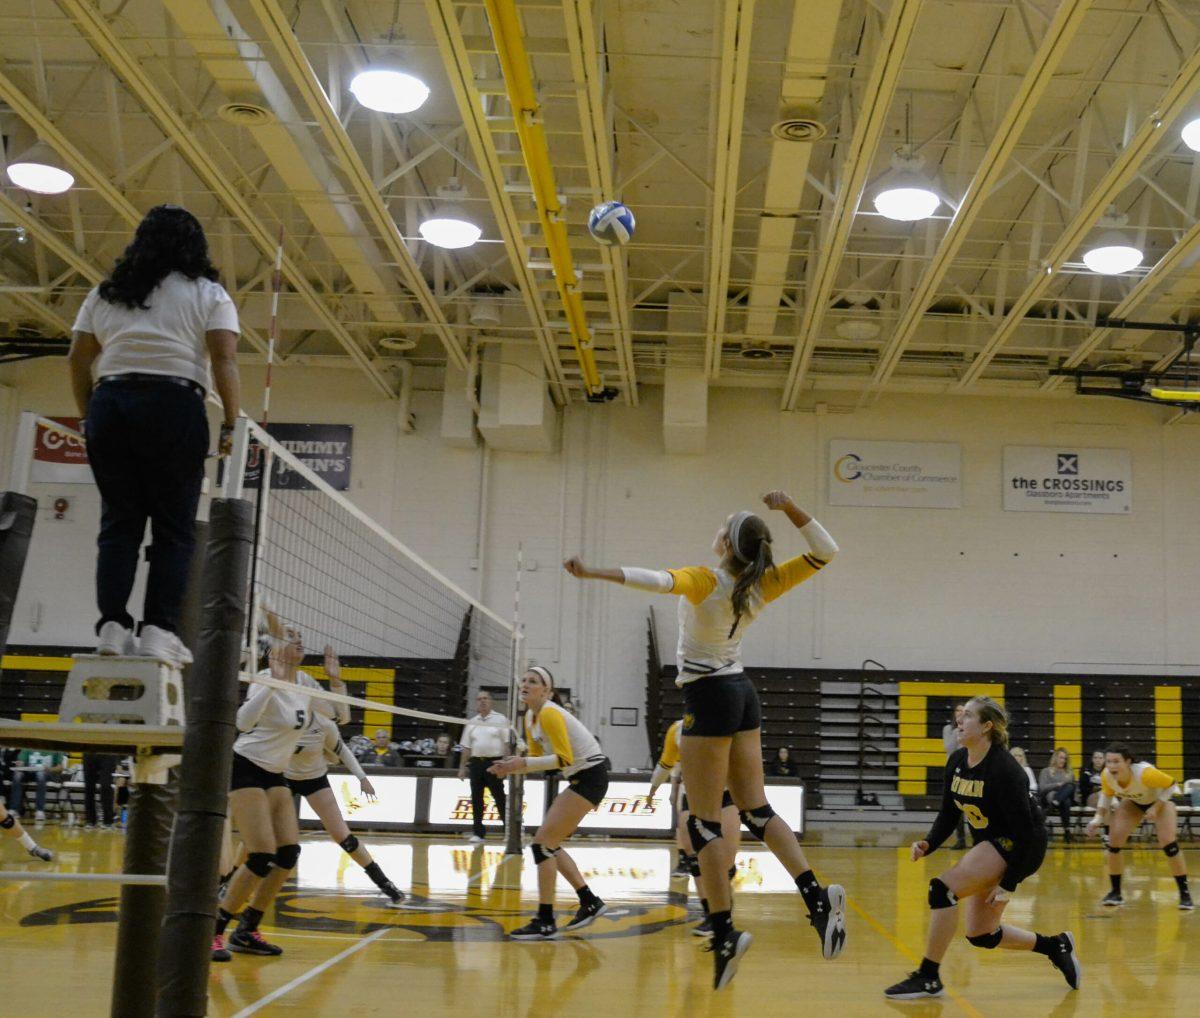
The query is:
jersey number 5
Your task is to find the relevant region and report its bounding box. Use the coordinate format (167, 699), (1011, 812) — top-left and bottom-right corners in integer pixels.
(955, 800), (989, 830)
(294, 709), (306, 730)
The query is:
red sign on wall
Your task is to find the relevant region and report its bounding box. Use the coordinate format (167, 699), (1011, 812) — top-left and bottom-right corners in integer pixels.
(31, 416), (92, 484)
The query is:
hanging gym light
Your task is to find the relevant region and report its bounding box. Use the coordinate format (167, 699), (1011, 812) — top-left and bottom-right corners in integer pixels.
(418, 178), (480, 249)
(1181, 116), (1200, 153)
(872, 153), (941, 222)
(349, 68), (430, 114)
(1082, 231), (1144, 275)
(5, 141), (74, 195)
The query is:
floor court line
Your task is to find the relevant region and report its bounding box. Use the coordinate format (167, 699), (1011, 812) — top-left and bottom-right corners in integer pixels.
(843, 893), (986, 1018)
(229, 926), (391, 1017)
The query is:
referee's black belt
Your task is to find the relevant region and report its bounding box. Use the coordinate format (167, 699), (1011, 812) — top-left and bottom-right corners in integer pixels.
(470, 755), (500, 761)
(99, 373), (205, 399)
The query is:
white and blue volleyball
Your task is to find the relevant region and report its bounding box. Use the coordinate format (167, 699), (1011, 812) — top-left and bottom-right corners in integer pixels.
(587, 201), (636, 246)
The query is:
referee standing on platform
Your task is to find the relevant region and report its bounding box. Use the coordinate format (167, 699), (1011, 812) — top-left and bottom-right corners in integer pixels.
(458, 691), (510, 843)
(67, 204), (241, 668)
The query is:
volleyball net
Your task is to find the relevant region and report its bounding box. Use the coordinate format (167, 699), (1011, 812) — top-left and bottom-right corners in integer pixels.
(224, 419), (520, 734)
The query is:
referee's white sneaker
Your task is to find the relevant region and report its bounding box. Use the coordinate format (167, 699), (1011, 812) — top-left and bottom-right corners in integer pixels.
(97, 621), (138, 656)
(139, 625), (193, 668)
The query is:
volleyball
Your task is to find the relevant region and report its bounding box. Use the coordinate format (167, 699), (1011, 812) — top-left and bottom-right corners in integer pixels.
(587, 200), (636, 246)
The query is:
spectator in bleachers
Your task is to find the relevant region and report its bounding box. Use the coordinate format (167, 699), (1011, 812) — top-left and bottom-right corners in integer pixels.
(357, 729), (402, 768)
(769, 747), (796, 777)
(1039, 748), (1077, 842)
(7, 749), (67, 820)
(1009, 747), (1037, 793)
(1079, 749), (1105, 807)
(434, 733), (456, 768)
(82, 752), (118, 829)
(943, 704), (967, 849)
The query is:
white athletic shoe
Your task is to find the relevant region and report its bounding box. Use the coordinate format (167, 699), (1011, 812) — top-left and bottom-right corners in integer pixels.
(138, 625), (193, 668)
(34, 810), (46, 822)
(97, 621), (138, 656)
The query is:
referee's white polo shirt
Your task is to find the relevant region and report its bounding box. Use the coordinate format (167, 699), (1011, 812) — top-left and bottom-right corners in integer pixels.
(461, 712), (508, 759)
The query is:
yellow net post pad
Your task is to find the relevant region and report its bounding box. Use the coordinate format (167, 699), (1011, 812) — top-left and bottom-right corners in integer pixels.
(1150, 388), (1200, 401)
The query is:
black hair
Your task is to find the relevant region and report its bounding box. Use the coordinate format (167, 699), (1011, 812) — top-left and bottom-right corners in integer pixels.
(728, 513), (775, 637)
(98, 204), (219, 309)
(1104, 743), (1136, 762)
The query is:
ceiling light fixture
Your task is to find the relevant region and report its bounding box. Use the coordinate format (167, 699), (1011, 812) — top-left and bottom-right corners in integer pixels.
(349, 68), (430, 114)
(419, 178), (481, 249)
(873, 153), (941, 221)
(5, 141), (74, 195)
(1181, 116), (1200, 153)
(1081, 210), (1143, 275)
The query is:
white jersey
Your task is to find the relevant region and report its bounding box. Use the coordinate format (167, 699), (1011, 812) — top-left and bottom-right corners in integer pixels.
(233, 669), (316, 774)
(286, 713), (366, 783)
(1097, 761), (1176, 809)
(524, 701), (605, 779)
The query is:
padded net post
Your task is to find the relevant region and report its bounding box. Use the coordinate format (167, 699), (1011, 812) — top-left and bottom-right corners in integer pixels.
(155, 498), (254, 1018)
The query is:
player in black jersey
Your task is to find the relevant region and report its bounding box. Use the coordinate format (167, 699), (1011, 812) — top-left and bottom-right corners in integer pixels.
(884, 697), (1081, 1000)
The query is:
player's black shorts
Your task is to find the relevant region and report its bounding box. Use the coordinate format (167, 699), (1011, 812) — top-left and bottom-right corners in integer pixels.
(566, 762), (610, 807)
(1129, 798), (1161, 813)
(987, 826), (1048, 890)
(680, 789), (735, 813)
(288, 773), (332, 798)
(682, 674), (761, 737)
(230, 752), (288, 791)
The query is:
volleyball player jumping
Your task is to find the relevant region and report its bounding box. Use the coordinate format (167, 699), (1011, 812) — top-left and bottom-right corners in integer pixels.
(884, 697), (1080, 1000)
(565, 490), (845, 990)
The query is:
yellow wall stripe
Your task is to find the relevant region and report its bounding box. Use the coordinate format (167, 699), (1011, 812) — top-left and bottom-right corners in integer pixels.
(897, 681), (1005, 795)
(1052, 685), (1082, 762)
(2, 655), (74, 672)
(1155, 686), (1184, 778)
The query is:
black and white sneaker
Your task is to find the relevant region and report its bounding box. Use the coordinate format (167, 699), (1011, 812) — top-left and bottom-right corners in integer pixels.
(563, 898), (607, 932)
(1100, 889), (1124, 907)
(382, 882), (407, 905)
(510, 917), (559, 940)
(808, 883), (847, 960)
(1180, 890), (1194, 911)
(28, 846), (53, 863)
(1046, 932), (1081, 990)
(884, 971), (945, 1000)
(711, 928), (752, 990)
(228, 928), (284, 956)
(691, 916), (713, 938)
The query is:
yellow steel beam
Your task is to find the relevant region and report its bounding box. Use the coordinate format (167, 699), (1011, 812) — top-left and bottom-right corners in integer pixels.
(481, 0), (605, 396)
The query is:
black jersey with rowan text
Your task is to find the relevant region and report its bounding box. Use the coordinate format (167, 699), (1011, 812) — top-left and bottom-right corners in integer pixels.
(926, 744), (1046, 891)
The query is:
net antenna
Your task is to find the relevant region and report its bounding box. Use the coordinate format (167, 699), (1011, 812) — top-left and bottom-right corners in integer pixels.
(1049, 319), (1200, 411)
(504, 543), (526, 856)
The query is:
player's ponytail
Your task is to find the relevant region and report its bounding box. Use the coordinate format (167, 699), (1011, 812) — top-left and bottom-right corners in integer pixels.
(728, 512), (775, 637)
(969, 696), (1010, 748)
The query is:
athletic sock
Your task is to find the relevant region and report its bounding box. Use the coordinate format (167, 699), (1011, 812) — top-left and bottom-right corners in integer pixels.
(537, 902), (555, 924)
(795, 869), (822, 912)
(918, 957), (940, 980)
(215, 908), (234, 935)
(576, 884), (599, 906)
(1110, 874), (1122, 894)
(710, 909), (733, 942)
(17, 832), (35, 852)
(1032, 933), (1059, 956)
(238, 906), (264, 933)
(1175, 875), (1189, 893)
(700, 897), (710, 918)
(363, 861), (392, 891)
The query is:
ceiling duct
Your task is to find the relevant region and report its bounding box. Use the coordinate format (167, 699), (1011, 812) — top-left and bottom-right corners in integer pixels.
(770, 105), (827, 143)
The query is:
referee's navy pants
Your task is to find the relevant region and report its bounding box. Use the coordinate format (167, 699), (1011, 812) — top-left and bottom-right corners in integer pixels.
(85, 380), (208, 634)
(468, 756), (507, 837)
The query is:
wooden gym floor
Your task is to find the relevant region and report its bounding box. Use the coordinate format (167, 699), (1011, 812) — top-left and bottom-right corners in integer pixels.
(1, 827), (1195, 1017)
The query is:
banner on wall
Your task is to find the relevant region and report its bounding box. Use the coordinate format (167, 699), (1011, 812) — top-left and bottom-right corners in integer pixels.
(31, 416), (91, 484)
(245, 423), (353, 491)
(828, 440), (961, 509)
(1003, 446), (1131, 514)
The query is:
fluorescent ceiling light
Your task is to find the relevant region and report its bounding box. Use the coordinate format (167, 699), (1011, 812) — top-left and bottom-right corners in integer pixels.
(1182, 117), (1200, 153)
(1082, 231), (1143, 275)
(349, 69), (430, 114)
(6, 142), (74, 194)
(418, 216), (481, 249)
(873, 184), (940, 222)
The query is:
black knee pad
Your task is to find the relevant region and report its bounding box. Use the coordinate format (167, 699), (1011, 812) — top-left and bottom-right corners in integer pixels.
(274, 843), (301, 870)
(686, 814), (724, 855)
(1107, 845), (1122, 855)
(1163, 841), (1180, 858)
(721, 790), (735, 809)
(966, 928), (1003, 949)
(738, 804), (777, 842)
(245, 851), (274, 878)
(530, 842), (559, 866)
(686, 855), (701, 879)
(339, 834), (360, 855)
(928, 877), (957, 910)
(0, 813), (14, 830)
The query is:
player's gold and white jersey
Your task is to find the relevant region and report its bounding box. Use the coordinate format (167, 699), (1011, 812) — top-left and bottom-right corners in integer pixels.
(1098, 761), (1176, 809)
(524, 701), (605, 779)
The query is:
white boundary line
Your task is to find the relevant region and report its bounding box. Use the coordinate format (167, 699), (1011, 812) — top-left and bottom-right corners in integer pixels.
(229, 926), (391, 1017)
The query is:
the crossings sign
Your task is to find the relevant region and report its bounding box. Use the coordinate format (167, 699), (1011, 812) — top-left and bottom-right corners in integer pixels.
(1003, 445), (1131, 514)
